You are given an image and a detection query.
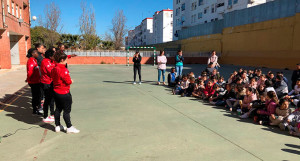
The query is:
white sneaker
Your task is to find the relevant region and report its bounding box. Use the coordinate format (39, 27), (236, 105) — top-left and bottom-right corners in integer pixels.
(38, 108), (44, 114)
(240, 113), (249, 119)
(43, 116), (54, 123)
(50, 115), (55, 119)
(139, 82), (142, 85)
(55, 125), (67, 132)
(133, 82), (136, 85)
(67, 126), (80, 134)
(209, 101), (216, 105)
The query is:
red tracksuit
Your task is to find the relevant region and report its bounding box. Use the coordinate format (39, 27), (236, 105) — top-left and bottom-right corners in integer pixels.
(203, 85), (215, 97)
(51, 63), (72, 94)
(27, 57), (40, 84)
(41, 58), (56, 84)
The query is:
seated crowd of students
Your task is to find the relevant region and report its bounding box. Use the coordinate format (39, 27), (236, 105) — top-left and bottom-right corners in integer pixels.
(168, 65), (300, 137)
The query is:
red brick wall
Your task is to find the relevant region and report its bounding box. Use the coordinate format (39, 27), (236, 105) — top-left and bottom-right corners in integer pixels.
(0, 0), (31, 69)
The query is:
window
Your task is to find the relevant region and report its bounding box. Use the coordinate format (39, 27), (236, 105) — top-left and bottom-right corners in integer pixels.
(181, 3), (185, 11)
(19, 7), (22, 19)
(228, 0), (232, 6)
(204, 21), (207, 23)
(181, 16), (185, 23)
(211, 19), (214, 22)
(191, 2), (197, 11)
(7, 0), (10, 13)
(211, 5), (215, 13)
(198, 12), (203, 19)
(234, 0), (238, 4)
(176, 8), (180, 16)
(176, 0), (181, 4)
(11, 1), (14, 16)
(198, 0), (204, 6)
(215, 18), (218, 21)
(191, 15), (196, 23)
(171, 14), (173, 18)
(16, 5), (18, 18)
(204, 7), (208, 14)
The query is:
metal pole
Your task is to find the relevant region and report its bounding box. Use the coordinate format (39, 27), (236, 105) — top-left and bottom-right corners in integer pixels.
(153, 49), (156, 66)
(127, 48), (129, 66)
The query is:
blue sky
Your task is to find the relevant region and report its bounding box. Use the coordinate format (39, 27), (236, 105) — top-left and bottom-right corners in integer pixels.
(30, 0), (172, 37)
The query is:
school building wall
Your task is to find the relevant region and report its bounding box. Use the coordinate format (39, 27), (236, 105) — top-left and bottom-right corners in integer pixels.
(0, 0), (31, 69)
(151, 13), (300, 69)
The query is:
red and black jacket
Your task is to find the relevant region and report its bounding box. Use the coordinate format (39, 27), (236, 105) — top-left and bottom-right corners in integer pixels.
(51, 63), (72, 94)
(26, 57), (40, 84)
(41, 58), (56, 84)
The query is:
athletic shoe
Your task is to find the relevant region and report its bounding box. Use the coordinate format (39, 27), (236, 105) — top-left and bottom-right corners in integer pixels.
(259, 121), (263, 125)
(163, 82), (166, 85)
(67, 126), (80, 134)
(157, 82), (160, 85)
(38, 107), (44, 114)
(55, 125), (67, 133)
(209, 101), (216, 105)
(50, 115), (55, 120)
(133, 82), (136, 85)
(139, 82), (142, 85)
(172, 89), (175, 95)
(43, 116), (54, 123)
(240, 113), (249, 119)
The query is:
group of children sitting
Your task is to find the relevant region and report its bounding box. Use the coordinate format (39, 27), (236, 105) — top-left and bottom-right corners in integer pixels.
(168, 67), (300, 137)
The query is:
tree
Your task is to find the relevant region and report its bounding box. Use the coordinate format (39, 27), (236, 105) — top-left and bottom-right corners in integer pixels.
(111, 10), (127, 50)
(79, 1), (99, 50)
(59, 34), (81, 49)
(35, 2), (62, 47)
(31, 26), (60, 48)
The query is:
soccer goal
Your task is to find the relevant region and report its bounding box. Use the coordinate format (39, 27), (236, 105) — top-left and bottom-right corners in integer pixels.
(126, 46), (157, 66)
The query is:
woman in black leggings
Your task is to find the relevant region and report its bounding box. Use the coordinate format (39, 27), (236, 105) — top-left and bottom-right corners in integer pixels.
(133, 51), (142, 85)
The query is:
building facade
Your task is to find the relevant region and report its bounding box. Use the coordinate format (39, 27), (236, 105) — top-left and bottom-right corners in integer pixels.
(173, 0), (269, 40)
(153, 9), (173, 44)
(0, 0), (31, 69)
(127, 18), (153, 47)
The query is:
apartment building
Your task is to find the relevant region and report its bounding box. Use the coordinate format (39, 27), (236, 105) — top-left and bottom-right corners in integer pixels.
(173, 0), (269, 40)
(153, 9), (173, 44)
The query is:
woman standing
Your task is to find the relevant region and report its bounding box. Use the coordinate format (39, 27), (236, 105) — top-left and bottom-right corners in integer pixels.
(157, 50), (167, 85)
(208, 50), (220, 69)
(175, 50), (184, 76)
(133, 51), (142, 85)
(26, 48), (42, 115)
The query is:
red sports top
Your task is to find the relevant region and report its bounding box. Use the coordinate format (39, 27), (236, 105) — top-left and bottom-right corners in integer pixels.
(41, 58), (55, 84)
(51, 63), (72, 94)
(26, 57), (40, 84)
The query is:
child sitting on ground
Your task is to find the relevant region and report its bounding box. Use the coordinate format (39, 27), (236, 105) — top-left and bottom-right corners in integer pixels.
(209, 84), (226, 105)
(284, 102), (300, 136)
(192, 80), (205, 98)
(269, 99), (291, 126)
(173, 75), (189, 95)
(239, 87), (258, 118)
(168, 67), (177, 87)
(255, 91), (278, 125)
(184, 77), (196, 97)
(286, 78), (300, 106)
(202, 80), (215, 101)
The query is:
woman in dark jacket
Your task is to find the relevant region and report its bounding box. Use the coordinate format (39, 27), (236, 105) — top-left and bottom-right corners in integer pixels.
(133, 51), (142, 84)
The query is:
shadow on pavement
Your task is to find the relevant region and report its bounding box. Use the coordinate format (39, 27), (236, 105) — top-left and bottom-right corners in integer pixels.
(1, 86), (54, 138)
(282, 144), (300, 155)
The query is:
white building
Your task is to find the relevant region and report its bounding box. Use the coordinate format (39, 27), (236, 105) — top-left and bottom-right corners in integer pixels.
(153, 9), (174, 44)
(127, 18), (153, 47)
(141, 18), (153, 46)
(173, 0), (269, 40)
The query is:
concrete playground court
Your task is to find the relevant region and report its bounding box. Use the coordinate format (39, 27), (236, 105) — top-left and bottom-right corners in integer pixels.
(0, 64), (299, 161)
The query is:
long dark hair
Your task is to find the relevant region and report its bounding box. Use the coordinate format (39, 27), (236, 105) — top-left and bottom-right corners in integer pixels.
(267, 91), (279, 104)
(160, 50), (165, 56)
(54, 50), (67, 63)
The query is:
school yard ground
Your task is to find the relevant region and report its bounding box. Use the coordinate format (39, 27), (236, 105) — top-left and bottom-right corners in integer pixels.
(0, 64), (299, 161)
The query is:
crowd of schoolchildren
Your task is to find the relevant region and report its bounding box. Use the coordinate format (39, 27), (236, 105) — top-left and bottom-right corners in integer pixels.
(25, 43), (80, 134)
(168, 62), (300, 137)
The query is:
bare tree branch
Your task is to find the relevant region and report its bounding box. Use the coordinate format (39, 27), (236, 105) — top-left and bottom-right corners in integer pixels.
(111, 10), (127, 50)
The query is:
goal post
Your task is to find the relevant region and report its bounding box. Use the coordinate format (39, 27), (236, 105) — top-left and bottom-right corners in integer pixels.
(126, 46), (157, 66)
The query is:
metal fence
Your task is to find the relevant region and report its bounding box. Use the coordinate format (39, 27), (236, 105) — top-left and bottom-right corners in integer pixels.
(65, 50), (180, 57)
(178, 0), (299, 40)
(64, 50), (221, 58)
